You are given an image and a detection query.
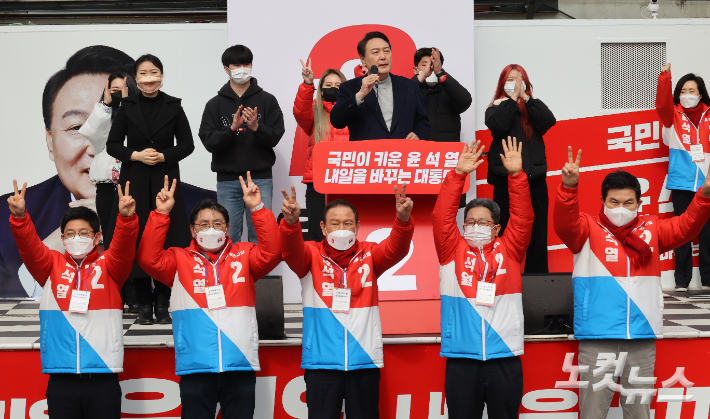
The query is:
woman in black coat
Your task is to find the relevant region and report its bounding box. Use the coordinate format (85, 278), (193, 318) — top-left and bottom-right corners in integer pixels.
(485, 64), (556, 273)
(107, 54), (194, 324)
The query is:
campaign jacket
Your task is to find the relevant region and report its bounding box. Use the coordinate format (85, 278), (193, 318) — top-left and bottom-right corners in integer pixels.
(9, 212), (138, 374)
(292, 82), (350, 184)
(433, 170), (532, 360)
(656, 71), (710, 192)
(554, 183), (710, 339)
(137, 208), (280, 375)
(280, 217), (414, 370)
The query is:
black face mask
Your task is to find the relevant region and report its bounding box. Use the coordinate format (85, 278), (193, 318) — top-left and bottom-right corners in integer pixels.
(110, 92), (122, 107)
(322, 87), (339, 103)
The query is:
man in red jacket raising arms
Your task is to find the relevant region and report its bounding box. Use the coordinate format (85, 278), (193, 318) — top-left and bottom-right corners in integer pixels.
(554, 147), (710, 419)
(137, 174), (280, 419)
(279, 185), (414, 419)
(8, 180), (138, 419)
(433, 137), (533, 419)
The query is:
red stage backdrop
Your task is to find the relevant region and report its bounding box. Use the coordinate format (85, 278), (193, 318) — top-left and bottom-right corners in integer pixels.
(2, 340), (710, 418)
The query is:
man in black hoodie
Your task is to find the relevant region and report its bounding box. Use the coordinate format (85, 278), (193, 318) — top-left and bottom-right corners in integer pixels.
(412, 47), (472, 142)
(199, 45), (285, 244)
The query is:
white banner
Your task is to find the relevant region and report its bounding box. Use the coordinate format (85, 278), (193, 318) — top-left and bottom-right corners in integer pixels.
(0, 3), (474, 300)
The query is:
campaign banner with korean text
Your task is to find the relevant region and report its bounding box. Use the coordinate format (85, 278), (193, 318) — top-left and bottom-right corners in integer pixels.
(476, 109), (688, 284)
(2, 340), (710, 418)
(313, 140), (471, 194)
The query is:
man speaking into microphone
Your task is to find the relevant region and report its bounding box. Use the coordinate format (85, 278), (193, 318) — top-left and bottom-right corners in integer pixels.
(330, 31), (430, 141)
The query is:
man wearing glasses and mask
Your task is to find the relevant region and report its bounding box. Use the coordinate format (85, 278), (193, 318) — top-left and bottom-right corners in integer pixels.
(432, 137), (533, 419)
(136, 173), (280, 419)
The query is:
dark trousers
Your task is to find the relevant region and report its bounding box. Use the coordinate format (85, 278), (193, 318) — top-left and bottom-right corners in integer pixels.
(493, 175), (549, 273)
(672, 189), (710, 287)
(179, 371), (256, 419)
(305, 183), (326, 242)
(135, 276), (171, 306)
(96, 183), (116, 239)
(304, 368), (380, 419)
(445, 357), (523, 419)
(46, 373), (121, 419)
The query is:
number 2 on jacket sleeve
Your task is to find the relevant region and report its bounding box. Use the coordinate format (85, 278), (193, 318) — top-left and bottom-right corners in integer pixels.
(231, 261), (245, 283)
(359, 264), (371, 288)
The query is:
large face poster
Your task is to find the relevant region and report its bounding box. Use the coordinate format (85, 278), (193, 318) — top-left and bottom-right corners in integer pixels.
(0, 5), (474, 300)
(0, 25), (230, 298)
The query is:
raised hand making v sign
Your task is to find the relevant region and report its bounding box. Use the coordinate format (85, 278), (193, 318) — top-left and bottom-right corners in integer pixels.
(239, 171), (262, 210)
(281, 186), (301, 226)
(301, 58), (314, 86)
(7, 180), (27, 218)
(561, 146), (582, 188)
(117, 181), (136, 217)
(156, 176), (178, 215)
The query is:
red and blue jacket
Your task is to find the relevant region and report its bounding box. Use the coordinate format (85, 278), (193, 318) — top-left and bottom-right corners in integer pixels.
(554, 183), (710, 339)
(280, 217), (414, 370)
(433, 170), (533, 360)
(656, 71), (710, 192)
(137, 208), (280, 375)
(10, 212), (138, 374)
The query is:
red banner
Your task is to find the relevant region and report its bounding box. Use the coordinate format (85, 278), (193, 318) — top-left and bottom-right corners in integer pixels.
(476, 110), (697, 274)
(313, 140), (471, 194)
(3, 339), (710, 418)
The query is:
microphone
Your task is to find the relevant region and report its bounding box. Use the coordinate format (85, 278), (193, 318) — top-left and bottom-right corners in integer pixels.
(370, 65), (379, 83)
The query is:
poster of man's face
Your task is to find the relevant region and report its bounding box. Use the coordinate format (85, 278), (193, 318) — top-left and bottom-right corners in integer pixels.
(45, 73), (106, 200)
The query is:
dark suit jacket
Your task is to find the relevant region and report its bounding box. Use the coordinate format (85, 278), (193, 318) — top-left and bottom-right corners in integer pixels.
(107, 91), (195, 277)
(330, 73), (431, 141)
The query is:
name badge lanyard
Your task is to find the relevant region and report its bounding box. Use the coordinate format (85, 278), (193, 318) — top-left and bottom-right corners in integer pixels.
(201, 250), (229, 311)
(333, 264), (347, 289)
(200, 248), (228, 287)
(74, 257), (88, 291)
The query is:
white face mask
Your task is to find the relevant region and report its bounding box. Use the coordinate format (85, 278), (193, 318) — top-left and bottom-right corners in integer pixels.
(603, 205), (638, 227)
(196, 228), (227, 252)
(424, 71), (438, 86)
(230, 67), (252, 85)
(680, 94), (700, 109)
(327, 229), (356, 251)
(504, 80), (526, 96)
(64, 236), (95, 259)
(463, 224), (494, 248)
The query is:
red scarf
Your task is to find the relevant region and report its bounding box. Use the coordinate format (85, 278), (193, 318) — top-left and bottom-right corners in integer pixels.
(683, 104), (704, 128)
(598, 205), (652, 269)
(322, 239), (359, 270)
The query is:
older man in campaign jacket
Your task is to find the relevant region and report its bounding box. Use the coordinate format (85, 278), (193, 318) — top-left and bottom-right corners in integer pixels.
(279, 183), (414, 419)
(330, 31), (430, 141)
(433, 138), (532, 419)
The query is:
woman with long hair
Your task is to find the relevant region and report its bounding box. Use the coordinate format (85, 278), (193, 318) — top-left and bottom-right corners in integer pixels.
(485, 64), (556, 273)
(656, 63), (710, 291)
(293, 60), (349, 241)
(107, 54), (195, 324)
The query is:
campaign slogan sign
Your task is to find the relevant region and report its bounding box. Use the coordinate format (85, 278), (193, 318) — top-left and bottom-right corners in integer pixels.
(313, 140), (471, 194)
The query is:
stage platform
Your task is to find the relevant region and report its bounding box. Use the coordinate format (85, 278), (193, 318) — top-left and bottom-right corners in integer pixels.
(1, 291), (710, 349)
